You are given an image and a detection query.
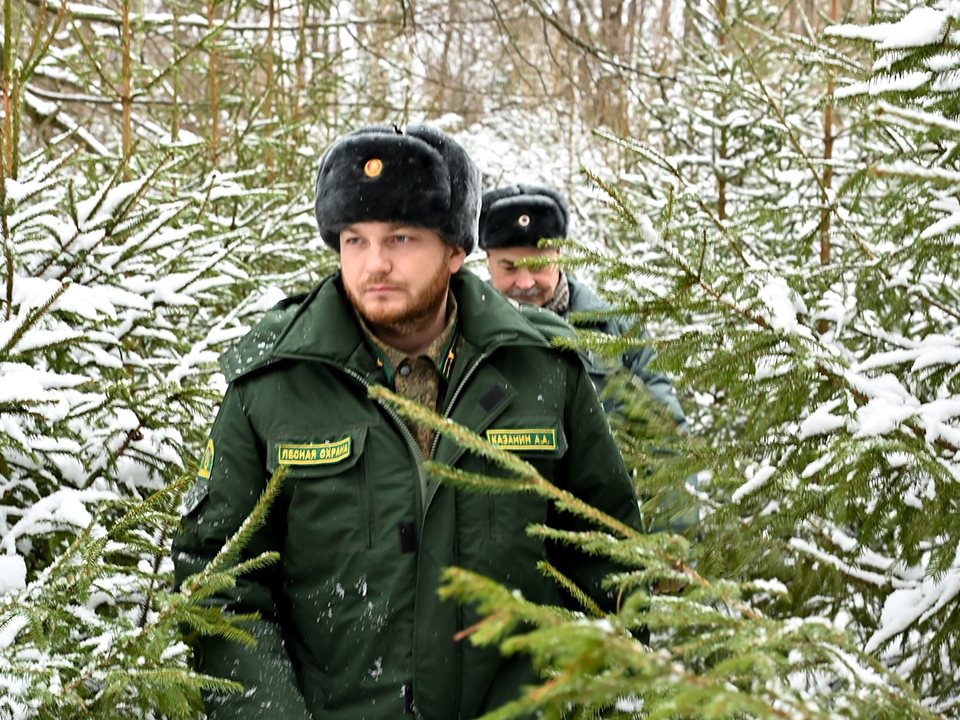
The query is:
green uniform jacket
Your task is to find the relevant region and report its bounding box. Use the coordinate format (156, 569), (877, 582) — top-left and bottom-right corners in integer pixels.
(172, 268), (642, 720)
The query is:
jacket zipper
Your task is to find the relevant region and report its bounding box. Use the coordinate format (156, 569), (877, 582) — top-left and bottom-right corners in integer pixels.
(342, 367), (430, 714)
(343, 367), (428, 514)
(347, 354), (486, 719)
(428, 352), (488, 460)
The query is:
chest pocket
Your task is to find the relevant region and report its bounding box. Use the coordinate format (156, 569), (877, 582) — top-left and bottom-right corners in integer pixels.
(481, 415), (567, 543)
(267, 427), (373, 553)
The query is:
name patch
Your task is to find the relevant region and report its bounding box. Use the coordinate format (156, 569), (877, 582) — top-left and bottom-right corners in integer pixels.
(485, 428), (557, 451)
(278, 437), (352, 465)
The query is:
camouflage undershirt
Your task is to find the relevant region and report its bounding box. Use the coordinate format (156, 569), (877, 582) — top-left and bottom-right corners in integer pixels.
(544, 271), (570, 315)
(357, 294), (460, 457)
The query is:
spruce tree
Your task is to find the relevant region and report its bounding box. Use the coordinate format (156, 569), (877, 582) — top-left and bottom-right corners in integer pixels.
(528, 0), (960, 714)
(365, 0), (959, 717)
(0, 1), (337, 715)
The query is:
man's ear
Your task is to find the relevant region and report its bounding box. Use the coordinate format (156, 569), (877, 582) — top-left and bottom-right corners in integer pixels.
(449, 245), (467, 273)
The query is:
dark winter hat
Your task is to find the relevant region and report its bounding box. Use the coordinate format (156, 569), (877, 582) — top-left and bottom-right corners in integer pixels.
(478, 183), (570, 250)
(314, 123), (481, 254)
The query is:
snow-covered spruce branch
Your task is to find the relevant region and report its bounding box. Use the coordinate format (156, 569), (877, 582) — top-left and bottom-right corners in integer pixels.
(812, 362), (959, 456)
(0, 280), (70, 354)
(585, 151), (760, 268)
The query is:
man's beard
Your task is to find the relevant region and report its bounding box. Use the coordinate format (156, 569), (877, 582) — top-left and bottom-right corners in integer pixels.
(346, 262), (451, 337)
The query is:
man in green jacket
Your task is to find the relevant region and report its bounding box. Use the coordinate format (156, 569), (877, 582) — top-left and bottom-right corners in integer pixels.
(479, 183), (698, 531)
(173, 125), (643, 719)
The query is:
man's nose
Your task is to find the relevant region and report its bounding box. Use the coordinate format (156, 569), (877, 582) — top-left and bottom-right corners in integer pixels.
(365, 243), (391, 274)
(514, 269), (536, 289)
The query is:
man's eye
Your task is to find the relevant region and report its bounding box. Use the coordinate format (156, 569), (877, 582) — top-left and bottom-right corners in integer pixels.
(394, 235), (411, 243)
(343, 236), (361, 245)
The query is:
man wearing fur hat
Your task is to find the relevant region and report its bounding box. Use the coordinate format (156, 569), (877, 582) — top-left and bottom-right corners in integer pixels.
(480, 184), (698, 535)
(173, 125), (643, 720)
(480, 183), (688, 430)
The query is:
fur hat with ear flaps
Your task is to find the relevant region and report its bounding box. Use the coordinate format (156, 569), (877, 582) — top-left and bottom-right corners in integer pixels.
(478, 183), (570, 250)
(314, 123), (482, 254)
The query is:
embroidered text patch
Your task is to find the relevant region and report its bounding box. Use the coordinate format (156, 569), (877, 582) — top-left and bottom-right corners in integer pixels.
(485, 429), (557, 451)
(278, 437), (352, 465)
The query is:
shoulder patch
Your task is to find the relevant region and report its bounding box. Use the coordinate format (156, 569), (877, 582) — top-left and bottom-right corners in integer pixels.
(197, 439), (215, 479)
(181, 437), (215, 516)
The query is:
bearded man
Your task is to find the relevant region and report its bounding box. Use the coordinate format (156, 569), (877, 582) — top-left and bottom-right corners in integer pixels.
(172, 124), (644, 720)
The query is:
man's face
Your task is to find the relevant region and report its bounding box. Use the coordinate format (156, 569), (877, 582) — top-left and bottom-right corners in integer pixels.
(340, 222), (466, 334)
(485, 246), (561, 307)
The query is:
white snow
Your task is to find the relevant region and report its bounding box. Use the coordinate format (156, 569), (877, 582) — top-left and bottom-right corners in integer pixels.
(732, 465), (777, 502)
(798, 399), (847, 440)
(867, 552), (960, 654)
(757, 276), (806, 332)
(826, 7), (947, 48)
(76, 178), (149, 230)
(1, 490), (112, 554)
(0, 555), (27, 595)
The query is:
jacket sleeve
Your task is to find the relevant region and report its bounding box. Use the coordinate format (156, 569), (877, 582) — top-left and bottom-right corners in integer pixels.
(172, 383), (313, 720)
(547, 360), (645, 612)
(617, 319), (688, 433)
(615, 320), (701, 534)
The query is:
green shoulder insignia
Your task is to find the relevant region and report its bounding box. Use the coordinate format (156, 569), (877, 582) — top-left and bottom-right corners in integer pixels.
(197, 438), (214, 479)
(181, 436), (215, 516)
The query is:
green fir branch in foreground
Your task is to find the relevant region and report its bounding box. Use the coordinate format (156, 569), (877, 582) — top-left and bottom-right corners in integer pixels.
(0, 468), (285, 719)
(370, 385), (939, 720)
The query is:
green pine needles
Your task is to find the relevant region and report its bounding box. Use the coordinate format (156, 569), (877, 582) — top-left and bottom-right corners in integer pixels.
(0, 468), (285, 719)
(546, 0), (959, 715)
(372, 384), (942, 720)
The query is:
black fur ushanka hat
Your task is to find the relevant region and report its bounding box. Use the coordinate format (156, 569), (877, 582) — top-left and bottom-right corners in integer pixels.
(478, 183), (570, 250)
(314, 123), (481, 254)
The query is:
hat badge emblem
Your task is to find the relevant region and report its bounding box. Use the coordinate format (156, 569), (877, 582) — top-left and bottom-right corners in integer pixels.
(364, 158), (383, 177)
(518, 214), (531, 227)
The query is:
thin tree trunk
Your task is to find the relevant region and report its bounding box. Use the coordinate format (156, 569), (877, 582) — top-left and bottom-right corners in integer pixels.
(717, 0), (728, 222)
(295, 0), (305, 122)
(658, 0), (673, 53)
(265, 0), (275, 179)
(818, 0), (838, 334)
(208, 0), (218, 166)
(171, 4), (181, 144)
(121, 0), (132, 162)
(2, 0), (12, 174)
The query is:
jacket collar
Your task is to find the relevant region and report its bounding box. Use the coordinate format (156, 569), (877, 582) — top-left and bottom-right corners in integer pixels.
(267, 268), (549, 372)
(566, 274), (609, 314)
